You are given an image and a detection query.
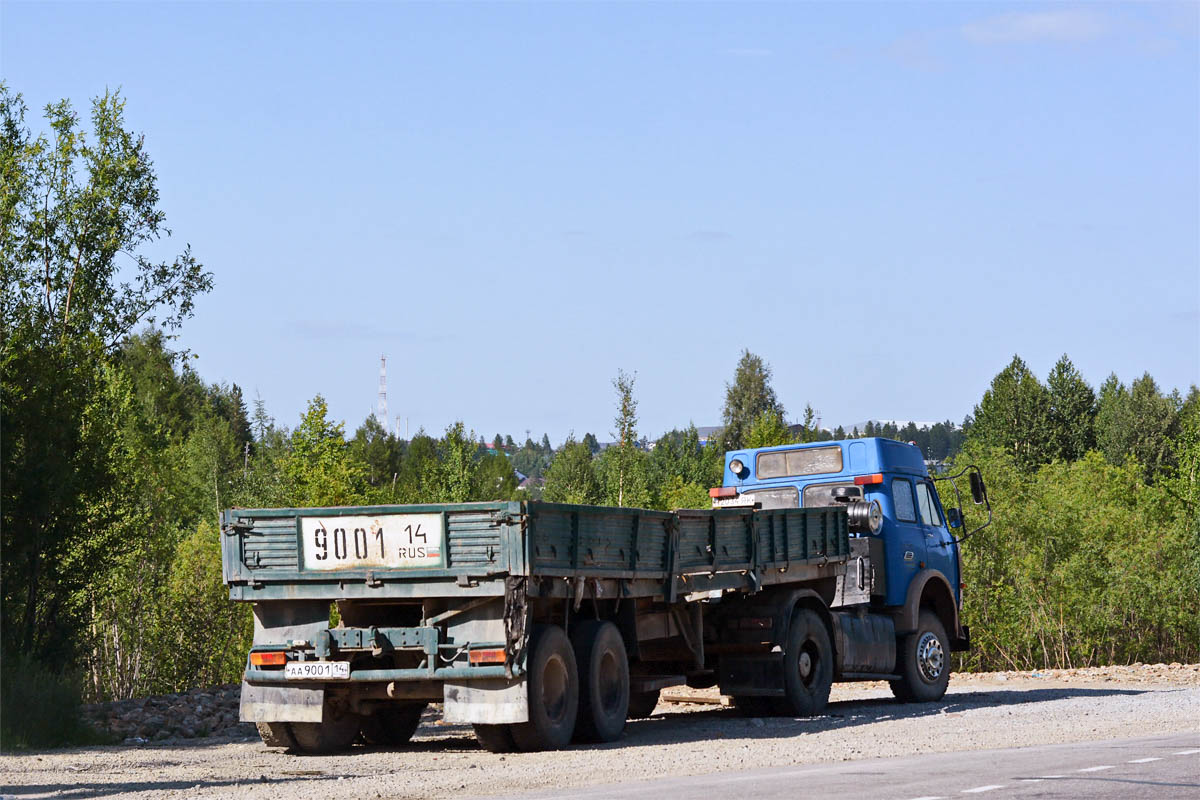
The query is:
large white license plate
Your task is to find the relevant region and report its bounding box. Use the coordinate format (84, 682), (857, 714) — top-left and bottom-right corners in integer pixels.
(285, 661), (350, 680)
(300, 514), (444, 571)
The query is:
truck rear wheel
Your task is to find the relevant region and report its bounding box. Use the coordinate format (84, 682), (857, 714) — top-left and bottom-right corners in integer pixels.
(510, 624), (578, 751)
(890, 609), (950, 703)
(782, 608), (833, 716)
(359, 702), (427, 746)
(571, 620), (629, 743)
(473, 723), (518, 752)
(627, 689), (660, 719)
(288, 705), (361, 754)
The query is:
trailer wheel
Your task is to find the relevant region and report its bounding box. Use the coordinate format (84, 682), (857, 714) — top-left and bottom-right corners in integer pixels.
(510, 625), (578, 751)
(890, 609), (950, 703)
(782, 608), (833, 716)
(359, 702), (427, 746)
(472, 723), (518, 753)
(256, 722), (297, 749)
(626, 689), (660, 719)
(288, 705), (361, 754)
(571, 620), (629, 743)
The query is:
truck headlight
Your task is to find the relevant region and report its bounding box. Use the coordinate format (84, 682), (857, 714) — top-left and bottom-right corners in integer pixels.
(729, 459), (746, 478)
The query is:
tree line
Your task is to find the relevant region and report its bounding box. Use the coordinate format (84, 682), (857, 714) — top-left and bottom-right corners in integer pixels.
(2, 86), (1196, 745)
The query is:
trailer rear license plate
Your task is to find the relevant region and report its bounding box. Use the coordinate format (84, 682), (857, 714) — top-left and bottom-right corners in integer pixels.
(284, 661), (350, 680)
(299, 513), (445, 571)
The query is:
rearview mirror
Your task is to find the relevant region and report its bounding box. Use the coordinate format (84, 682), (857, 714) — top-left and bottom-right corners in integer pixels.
(969, 471), (986, 505)
(946, 507), (963, 529)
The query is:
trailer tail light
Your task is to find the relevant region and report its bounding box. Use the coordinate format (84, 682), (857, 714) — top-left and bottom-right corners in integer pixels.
(469, 649), (507, 665)
(250, 651), (287, 666)
(854, 473), (884, 486)
(709, 487), (738, 498)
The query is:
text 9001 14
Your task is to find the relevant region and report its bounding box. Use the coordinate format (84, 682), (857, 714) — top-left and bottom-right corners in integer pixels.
(299, 514), (445, 571)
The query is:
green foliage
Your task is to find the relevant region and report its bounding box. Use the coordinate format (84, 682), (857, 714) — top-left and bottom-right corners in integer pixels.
(970, 355), (1052, 471)
(284, 396), (365, 507)
(607, 369), (643, 506)
(542, 438), (602, 504)
(0, 651), (105, 750)
(1046, 354), (1096, 461)
(721, 349), (783, 451)
(745, 410), (795, 448)
(157, 520), (253, 692)
(954, 444), (1199, 672)
(1096, 372), (1182, 480)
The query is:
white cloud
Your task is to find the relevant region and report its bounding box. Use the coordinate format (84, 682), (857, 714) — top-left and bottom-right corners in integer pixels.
(961, 10), (1111, 44)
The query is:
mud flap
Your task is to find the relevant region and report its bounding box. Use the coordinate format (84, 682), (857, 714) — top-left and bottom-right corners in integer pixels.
(442, 677), (528, 724)
(240, 681), (325, 723)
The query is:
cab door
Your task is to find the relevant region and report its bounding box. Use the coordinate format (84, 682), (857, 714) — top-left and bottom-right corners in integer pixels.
(885, 476), (926, 607)
(915, 479), (958, 589)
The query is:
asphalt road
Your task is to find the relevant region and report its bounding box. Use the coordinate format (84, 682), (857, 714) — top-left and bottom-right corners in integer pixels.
(515, 732), (1200, 800)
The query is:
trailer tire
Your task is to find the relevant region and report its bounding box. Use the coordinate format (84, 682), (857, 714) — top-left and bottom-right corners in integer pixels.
(510, 625), (578, 751)
(890, 609), (950, 703)
(627, 689), (660, 719)
(782, 608), (833, 716)
(571, 620), (629, 743)
(359, 702), (426, 746)
(288, 706), (361, 754)
(256, 722), (297, 749)
(473, 724), (518, 753)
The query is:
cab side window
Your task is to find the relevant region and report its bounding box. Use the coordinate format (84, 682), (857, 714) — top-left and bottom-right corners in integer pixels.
(915, 482), (942, 527)
(892, 478), (917, 523)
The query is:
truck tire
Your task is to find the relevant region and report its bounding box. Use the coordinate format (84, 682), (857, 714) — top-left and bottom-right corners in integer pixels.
(627, 689), (660, 719)
(571, 620), (629, 743)
(359, 702), (426, 746)
(890, 609), (950, 703)
(782, 608), (833, 716)
(510, 625), (578, 751)
(288, 705), (361, 754)
(473, 723), (518, 753)
(256, 722), (297, 749)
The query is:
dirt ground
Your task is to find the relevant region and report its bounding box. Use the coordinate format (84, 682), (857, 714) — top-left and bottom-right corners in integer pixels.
(2, 664), (1198, 800)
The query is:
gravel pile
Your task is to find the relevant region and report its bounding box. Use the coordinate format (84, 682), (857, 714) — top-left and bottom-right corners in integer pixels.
(81, 684), (257, 744)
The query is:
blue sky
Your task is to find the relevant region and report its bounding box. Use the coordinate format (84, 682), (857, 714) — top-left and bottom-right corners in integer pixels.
(4, 2), (1197, 442)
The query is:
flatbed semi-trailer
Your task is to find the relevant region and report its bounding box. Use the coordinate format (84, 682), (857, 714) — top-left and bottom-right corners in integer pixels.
(222, 437), (988, 753)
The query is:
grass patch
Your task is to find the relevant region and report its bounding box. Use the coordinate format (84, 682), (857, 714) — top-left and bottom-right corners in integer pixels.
(0, 652), (108, 750)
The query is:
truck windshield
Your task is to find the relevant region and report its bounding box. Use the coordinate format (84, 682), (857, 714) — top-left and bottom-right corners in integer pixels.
(801, 482), (857, 507)
(756, 446), (843, 479)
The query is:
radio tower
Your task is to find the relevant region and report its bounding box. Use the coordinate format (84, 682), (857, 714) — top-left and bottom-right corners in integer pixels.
(377, 355), (389, 432)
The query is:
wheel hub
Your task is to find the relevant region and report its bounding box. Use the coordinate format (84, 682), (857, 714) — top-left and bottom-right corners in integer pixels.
(916, 631), (944, 682)
(798, 650), (812, 679)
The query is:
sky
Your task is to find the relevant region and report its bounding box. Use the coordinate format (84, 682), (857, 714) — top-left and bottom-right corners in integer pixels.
(3, 2), (1197, 443)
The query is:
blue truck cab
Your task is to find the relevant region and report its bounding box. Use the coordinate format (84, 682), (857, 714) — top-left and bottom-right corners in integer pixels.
(712, 437), (989, 693)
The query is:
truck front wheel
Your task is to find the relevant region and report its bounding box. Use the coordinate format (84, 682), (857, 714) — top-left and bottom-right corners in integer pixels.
(782, 608), (833, 716)
(510, 625), (579, 751)
(890, 609), (951, 703)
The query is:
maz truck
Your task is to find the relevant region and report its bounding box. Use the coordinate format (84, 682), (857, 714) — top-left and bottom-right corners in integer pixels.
(220, 436), (989, 753)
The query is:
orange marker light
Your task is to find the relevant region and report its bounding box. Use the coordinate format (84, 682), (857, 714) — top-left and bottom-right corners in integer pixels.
(854, 473), (884, 486)
(250, 651), (286, 666)
(709, 487), (738, 498)
(469, 649), (507, 665)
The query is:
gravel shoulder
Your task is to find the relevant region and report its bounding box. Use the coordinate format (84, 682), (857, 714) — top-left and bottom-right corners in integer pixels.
(3, 665), (1198, 800)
